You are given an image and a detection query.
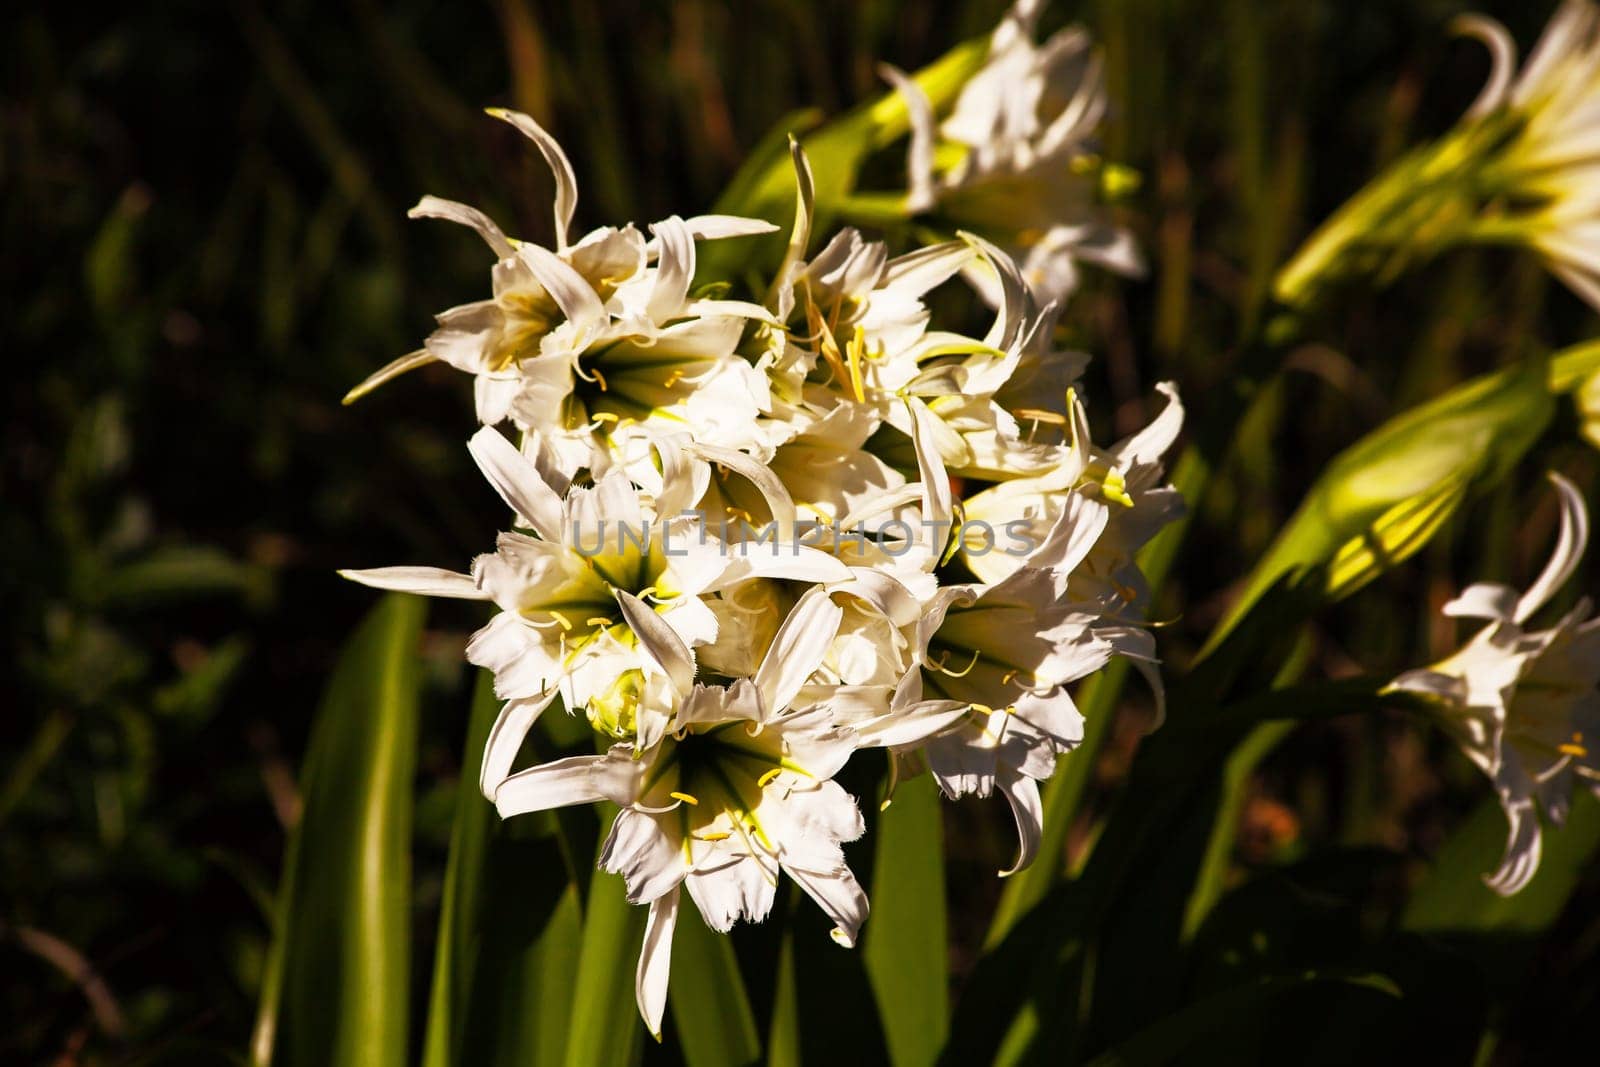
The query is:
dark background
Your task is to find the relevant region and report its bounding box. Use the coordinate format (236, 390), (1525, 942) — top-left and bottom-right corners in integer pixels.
(5, 0), (1597, 1060)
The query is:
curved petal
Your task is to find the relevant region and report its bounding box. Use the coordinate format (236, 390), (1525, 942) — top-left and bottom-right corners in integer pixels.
(1514, 472), (1590, 624)
(908, 398), (954, 560)
(785, 863), (868, 948)
(338, 566), (488, 600)
(678, 214), (780, 241)
(635, 887), (680, 1040)
(479, 689), (560, 798)
(647, 215), (695, 321)
(1451, 15), (1517, 119)
(961, 231), (1029, 352)
(755, 586), (844, 717)
(407, 195), (515, 258)
(486, 108), (579, 249)
(1443, 582), (1520, 623)
(467, 426), (565, 541)
(517, 243), (606, 334)
(615, 588), (697, 696)
(1484, 792), (1544, 896)
(494, 751), (617, 816)
(996, 767), (1044, 877)
(343, 349), (439, 405)
(768, 137), (816, 319)
(878, 63), (937, 212)
(689, 442), (799, 536)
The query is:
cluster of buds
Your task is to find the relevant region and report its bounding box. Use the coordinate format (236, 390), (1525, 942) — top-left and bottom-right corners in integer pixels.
(340, 36), (1181, 1034)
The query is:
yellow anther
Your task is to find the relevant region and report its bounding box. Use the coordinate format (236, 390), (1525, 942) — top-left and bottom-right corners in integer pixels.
(589, 366), (608, 392)
(547, 609), (574, 631)
(1000, 669), (1020, 686)
(585, 616), (614, 629)
(969, 702), (995, 715)
(757, 768), (782, 788)
(846, 323), (868, 403)
(696, 831), (732, 842)
(669, 791), (700, 806)
(590, 411), (619, 423)
(1012, 408), (1068, 425)
(1560, 733), (1588, 758)
(663, 369), (685, 388)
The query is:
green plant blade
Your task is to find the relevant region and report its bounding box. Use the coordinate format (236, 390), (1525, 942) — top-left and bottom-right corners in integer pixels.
(563, 820), (646, 1067)
(669, 905), (762, 1067)
(422, 672), (586, 1067)
(252, 593), (425, 1067)
(863, 773), (948, 1067)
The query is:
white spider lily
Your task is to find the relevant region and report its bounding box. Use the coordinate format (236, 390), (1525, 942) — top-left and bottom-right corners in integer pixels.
(341, 427), (847, 796)
(1277, 1), (1600, 312)
(490, 588), (869, 1037)
(346, 109), (778, 467)
(1390, 473), (1600, 894)
(881, 0), (1143, 306)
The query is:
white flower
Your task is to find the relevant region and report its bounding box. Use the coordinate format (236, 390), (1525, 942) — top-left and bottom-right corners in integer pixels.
(346, 109), (779, 474)
(341, 426), (848, 796)
(1390, 473), (1600, 894)
(489, 588), (867, 1037)
(881, 0), (1144, 306)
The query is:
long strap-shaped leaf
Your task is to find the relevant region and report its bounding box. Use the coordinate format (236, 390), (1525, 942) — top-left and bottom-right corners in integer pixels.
(864, 774), (949, 1067)
(252, 593), (425, 1067)
(423, 672), (585, 1067)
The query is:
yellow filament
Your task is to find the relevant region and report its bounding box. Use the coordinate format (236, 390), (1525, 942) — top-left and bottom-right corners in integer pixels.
(846, 324), (868, 402)
(929, 648), (982, 678)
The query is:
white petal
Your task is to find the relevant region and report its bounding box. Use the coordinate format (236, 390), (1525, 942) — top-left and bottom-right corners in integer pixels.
(1443, 582), (1520, 622)
(850, 698), (969, 749)
(679, 214), (781, 241)
(689, 442), (798, 535)
(755, 586), (844, 716)
(907, 398), (954, 556)
(1451, 15), (1516, 119)
(882, 241), (974, 298)
(635, 887), (680, 1040)
(343, 349), (439, 405)
(785, 863), (868, 948)
(878, 63), (937, 212)
(996, 767), (1044, 877)
(686, 857), (778, 932)
(479, 689), (560, 798)
(1513, 472), (1590, 624)
(517, 244), (605, 333)
(467, 426), (565, 541)
(494, 752), (618, 816)
(768, 137), (816, 319)
(1484, 793), (1543, 895)
(486, 108), (578, 249)
(647, 215), (695, 322)
(601, 806), (686, 903)
(961, 231), (1028, 352)
(338, 566), (488, 600)
(615, 588), (697, 696)
(1029, 492), (1110, 575)
(407, 195), (515, 258)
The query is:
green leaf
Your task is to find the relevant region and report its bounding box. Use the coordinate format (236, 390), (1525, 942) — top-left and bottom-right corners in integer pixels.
(563, 818), (646, 1067)
(1404, 790), (1600, 943)
(1206, 358), (1554, 652)
(422, 672), (585, 1067)
(252, 593), (425, 1067)
(863, 774), (948, 1067)
(670, 905), (762, 1067)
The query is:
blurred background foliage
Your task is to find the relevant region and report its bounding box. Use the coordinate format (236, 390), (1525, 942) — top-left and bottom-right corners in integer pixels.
(4, 0), (1598, 1062)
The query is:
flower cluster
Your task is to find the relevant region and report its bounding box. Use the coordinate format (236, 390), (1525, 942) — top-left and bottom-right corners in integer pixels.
(341, 84), (1181, 1033)
(880, 0), (1144, 307)
(1390, 473), (1600, 894)
(1275, 0), (1600, 313)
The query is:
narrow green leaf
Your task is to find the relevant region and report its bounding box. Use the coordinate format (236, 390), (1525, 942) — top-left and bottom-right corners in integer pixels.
(563, 818), (646, 1067)
(670, 905), (761, 1067)
(863, 774), (948, 1067)
(766, 928), (801, 1067)
(253, 593), (425, 1067)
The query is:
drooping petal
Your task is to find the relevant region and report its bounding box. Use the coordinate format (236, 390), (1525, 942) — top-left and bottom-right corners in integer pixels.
(467, 426), (565, 541)
(678, 214), (781, 241)
(1484, 791), (1544, 895)
(1443, 582), (1521, 622)
(337, 566), (488, 600)
(635, 887), (680, 1040)
(907, 398), (954, 561)
(785, 863), (869, 948)
(995, 767), (1044, 877)
(479, 689), (561, 798)
(486, 108), (579, 250)
(768, 137), (816, 319)
(686, 856), (779, 932)
(601, 806), (687, 904)
(408, 195), (515, 258)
